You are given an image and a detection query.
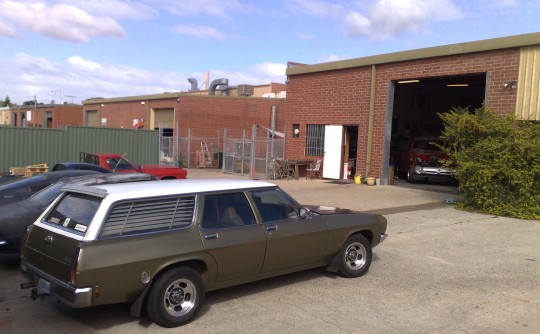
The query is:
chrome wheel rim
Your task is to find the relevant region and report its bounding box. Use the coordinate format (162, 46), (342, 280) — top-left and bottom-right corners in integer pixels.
(163, 278), (196, 317)
(344, 241), (367, 270)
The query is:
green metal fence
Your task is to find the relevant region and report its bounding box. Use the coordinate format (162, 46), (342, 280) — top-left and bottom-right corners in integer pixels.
(0, 126), (160, 173)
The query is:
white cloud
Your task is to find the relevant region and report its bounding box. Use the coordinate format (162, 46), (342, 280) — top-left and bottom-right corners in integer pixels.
(296, 32), (315, 40)
(172, 24), (228, 41)
(287, 0), (345, 20)
(159, 0), (246, 18)
(0, 0), (125, 42)
(68, 0), (158, 20)
(0, 53), (285, 104)
(67, 56), (102, 71)
(0, 20), (19, 38)
(193, 62), (286, 87)
(344, 0), (463, 40)
(0, 53), (189, 103)
(251, 62), (287, 78)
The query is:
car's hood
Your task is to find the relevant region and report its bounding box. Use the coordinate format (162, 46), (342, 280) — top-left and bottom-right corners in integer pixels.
(304, 205), (359, 215)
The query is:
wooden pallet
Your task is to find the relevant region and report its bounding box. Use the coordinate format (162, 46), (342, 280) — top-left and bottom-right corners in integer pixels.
(10, 167), (27, 176)
(24, 163), (49, 176)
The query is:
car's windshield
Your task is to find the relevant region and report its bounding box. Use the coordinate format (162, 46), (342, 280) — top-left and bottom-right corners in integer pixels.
(106, 158), (134, 171)
(413, 140), (441, 151)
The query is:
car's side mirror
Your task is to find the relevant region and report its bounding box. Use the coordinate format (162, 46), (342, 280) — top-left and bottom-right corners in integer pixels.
(299, 207), (312, 220)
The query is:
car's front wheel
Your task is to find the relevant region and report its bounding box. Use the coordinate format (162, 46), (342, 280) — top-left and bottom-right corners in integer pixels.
(407, 167), (417, 183)
(337, 234), (372, 278)
(146, 267), (204, 328)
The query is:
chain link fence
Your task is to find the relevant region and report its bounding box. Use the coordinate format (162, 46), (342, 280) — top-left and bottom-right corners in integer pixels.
(169, 125), (286, 179)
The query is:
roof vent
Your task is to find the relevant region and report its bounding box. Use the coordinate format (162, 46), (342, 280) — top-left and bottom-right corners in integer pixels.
(187, 78), (199, 91)
(237, 85), (254, 96)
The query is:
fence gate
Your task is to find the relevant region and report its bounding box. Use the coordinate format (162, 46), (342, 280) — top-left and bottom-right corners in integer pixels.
(222, 125), (285, 179)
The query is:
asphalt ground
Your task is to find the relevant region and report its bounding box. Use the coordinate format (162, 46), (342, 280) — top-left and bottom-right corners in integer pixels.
(1, 168), (538, 333)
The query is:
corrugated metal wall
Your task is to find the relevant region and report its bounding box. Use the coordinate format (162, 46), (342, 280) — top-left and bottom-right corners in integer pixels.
(0, 126), (159, 173)
(516, 45), (540, 121)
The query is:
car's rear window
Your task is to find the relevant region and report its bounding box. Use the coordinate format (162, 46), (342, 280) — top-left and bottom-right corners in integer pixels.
(44, 193), (101, 235)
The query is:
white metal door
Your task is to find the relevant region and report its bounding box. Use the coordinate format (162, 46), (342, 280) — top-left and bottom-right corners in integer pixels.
(322, 125), (343, 179)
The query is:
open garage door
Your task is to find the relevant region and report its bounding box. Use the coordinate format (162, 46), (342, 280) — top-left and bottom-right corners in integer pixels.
(388, 74), (487, 179)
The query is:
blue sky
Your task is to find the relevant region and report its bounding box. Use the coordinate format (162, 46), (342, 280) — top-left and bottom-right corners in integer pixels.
(0, 0), (539, 105)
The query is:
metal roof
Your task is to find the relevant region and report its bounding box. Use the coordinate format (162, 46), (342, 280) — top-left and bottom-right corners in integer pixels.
(286, 32), (540, 76)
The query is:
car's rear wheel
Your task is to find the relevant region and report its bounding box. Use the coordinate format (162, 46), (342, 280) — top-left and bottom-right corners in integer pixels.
(146, 267), (204, 328)
(337, 234), (372, 278)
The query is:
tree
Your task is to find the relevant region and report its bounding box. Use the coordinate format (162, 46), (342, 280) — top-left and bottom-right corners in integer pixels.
(438, 106), (540, 219)
(1, 96), (11, 107)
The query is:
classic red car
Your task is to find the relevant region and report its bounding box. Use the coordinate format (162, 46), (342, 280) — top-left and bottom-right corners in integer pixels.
(81, 152), (187, 179)
(399, 137), (455, 183)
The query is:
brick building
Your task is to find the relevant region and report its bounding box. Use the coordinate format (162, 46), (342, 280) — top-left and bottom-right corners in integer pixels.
(83, 94), (286, 136)
(1, 104), (83, 128)
(284, 32), (540, 184)
(82, 82), (286, 132)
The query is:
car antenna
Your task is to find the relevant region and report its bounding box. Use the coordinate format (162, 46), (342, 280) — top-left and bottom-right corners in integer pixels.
(112, 152), (128, 172)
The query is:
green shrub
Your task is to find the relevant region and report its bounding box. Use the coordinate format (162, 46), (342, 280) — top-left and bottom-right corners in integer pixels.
(439, 106), (540, 220)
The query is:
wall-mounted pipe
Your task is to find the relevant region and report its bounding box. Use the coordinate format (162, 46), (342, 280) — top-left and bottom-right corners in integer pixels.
(365, 65), (376, 178)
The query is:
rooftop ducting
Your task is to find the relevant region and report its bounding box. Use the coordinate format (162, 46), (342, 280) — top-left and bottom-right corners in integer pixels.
(208, 78), (229, 96)
(187, 78), (199, 91)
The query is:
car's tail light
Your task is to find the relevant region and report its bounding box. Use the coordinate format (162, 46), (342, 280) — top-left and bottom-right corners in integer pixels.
(70, 248), (81, 285)
(19, 226), (32, 258)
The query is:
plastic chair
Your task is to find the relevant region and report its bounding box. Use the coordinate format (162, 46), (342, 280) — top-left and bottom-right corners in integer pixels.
(306, 160), (322, 180)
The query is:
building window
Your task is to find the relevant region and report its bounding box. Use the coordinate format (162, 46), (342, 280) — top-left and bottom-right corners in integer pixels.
(305, 124), (325, 156)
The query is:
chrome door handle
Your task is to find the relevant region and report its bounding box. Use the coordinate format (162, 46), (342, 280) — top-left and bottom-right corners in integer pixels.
(204, 233), (218, 239)
(266, 225), (278, 231)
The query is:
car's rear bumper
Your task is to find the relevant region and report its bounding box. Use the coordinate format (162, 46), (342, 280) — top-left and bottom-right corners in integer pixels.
(20, 261), (93, 308)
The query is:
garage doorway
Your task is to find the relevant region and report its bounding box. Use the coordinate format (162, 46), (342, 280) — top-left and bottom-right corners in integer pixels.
(385, 73), (487, 181)
(322, 125), (359, 180)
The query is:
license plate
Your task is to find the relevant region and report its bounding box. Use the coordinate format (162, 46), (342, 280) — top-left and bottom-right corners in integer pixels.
(37, 278), (51, 295)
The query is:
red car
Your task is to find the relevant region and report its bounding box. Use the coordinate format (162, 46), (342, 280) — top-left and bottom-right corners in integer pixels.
(399, 137), (455, 183)
(81, 152), (187, 179)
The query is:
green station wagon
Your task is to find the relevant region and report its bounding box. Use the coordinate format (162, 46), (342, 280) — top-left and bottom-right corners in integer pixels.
(20, 179), (387, 327)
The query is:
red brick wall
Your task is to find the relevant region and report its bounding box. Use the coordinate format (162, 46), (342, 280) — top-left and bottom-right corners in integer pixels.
(87, 101), (149, 128)
(285, 48), (520, 179)
(84, 96), (285, 137)
(15, 105), (83, 128)
(54, 106), (84, 128)
(176, 96), (285, 138)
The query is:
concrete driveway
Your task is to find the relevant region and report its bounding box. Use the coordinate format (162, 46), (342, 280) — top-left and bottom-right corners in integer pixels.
(1, 169), (538, 333)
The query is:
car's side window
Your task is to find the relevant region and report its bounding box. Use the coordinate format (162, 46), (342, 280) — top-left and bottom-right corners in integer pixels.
(100, 195), (195, 238)
(201, 192), (256, 229)
(250, 189), (301, 223)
